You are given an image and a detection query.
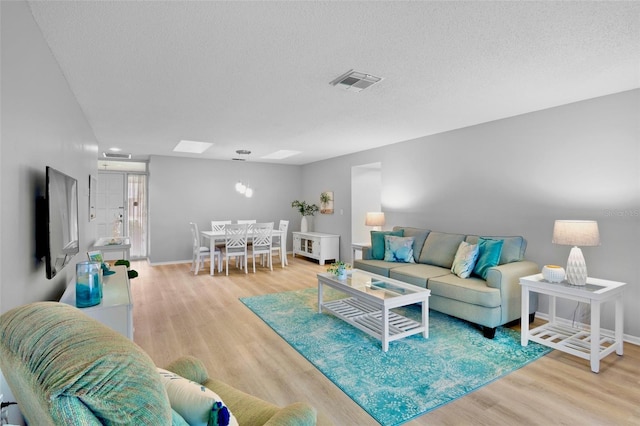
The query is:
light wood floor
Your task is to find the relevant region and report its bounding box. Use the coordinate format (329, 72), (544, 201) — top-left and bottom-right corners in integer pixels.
(131, 257), (640, 425)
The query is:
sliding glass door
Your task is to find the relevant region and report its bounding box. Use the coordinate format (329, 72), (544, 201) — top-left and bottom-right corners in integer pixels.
(127, 174), (147, 258)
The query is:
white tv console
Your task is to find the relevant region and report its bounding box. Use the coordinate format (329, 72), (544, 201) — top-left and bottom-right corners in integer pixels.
(59, 265), (133, 340)
(292, 231), (340, 265)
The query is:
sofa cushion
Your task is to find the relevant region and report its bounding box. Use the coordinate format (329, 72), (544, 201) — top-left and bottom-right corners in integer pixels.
(384, 235), (416, 263)
(158, 368), (239, 426)
(389, 264), (451, 288)
(371, 230), (404, 260)
(418, 231), (466, 268)
(472, 237), (504, 279)
(465, 235), (526, 265)
(451, 241), (479, 279)
(428, 274), (501, 308)
(393, 227), (430, 260)
(353, 259), (407, 277)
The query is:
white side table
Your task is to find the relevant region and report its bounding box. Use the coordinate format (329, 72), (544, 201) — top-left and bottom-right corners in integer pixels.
(351, 242), (369, 263)
(519, 274), (626, 373)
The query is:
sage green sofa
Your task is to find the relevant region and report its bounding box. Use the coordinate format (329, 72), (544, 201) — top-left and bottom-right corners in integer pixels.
(0, 302), (328, 425)
(353, 226), (539, 338)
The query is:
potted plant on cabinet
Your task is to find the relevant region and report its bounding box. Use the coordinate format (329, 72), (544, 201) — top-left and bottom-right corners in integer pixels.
(291, 200), (319, 232)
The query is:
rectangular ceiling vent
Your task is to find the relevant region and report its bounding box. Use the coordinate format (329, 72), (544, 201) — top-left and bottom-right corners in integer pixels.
(330, 70), (383, 92)
(102, 151), (132, 159)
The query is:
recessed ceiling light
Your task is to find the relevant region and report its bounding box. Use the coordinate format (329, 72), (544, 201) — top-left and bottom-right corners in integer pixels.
(173, 140), (213, 154)
(261, 150), (301, 160)
(109, 147), (122, 152)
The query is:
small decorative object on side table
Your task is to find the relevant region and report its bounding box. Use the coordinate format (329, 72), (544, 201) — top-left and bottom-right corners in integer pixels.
(519, 273), (626, 373)
(541, 264), (565, 283)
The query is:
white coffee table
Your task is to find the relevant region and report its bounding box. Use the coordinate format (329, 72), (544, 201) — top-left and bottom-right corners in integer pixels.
(519, 274), (626, 373)
(317, 269), (430, 351)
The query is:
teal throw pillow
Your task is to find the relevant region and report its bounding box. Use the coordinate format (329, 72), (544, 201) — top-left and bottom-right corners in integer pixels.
(371, 230), (404, 260)
(384, 235), (416, 263)
(451, 241), (479, 278)
(472, 237), (504, 279)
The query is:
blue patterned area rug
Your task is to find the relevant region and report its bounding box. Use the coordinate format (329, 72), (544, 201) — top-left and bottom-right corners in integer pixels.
(240, 288), (550, 426)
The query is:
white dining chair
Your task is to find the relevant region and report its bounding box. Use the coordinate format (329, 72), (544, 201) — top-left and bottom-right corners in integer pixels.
(237, 219), (256, 232)
(223, 223), (248, 275)
(211, 220), (232, 232)
(237, 220), (257, 253)
(211, 220), (231, 250)
(249, 222), (274, 273)
(271, 219), (289, 267)
(190, 222), (221, 275)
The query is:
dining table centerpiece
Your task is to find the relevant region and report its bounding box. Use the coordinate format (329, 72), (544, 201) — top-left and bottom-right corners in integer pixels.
(291, 200), (319, 232)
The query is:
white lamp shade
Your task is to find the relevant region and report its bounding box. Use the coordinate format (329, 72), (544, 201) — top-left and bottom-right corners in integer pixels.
(365, 212), (385, 227)
(552, 220), (600, 247)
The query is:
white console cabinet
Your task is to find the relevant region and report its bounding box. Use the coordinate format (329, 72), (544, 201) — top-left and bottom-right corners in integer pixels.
(60, 265), (133, 340)
(292, 232), (340, 265)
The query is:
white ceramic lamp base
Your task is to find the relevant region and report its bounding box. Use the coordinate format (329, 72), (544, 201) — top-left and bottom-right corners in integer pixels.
(565, 246), (587, 286)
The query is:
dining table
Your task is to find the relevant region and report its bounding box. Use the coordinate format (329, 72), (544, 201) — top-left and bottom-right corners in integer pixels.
(201, 229), (286, 275)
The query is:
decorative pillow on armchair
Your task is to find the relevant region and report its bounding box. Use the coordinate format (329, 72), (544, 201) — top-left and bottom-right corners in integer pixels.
(383, 235), (415, 263)
(158, 368), (239, 426)
(451, 241), (479, 278)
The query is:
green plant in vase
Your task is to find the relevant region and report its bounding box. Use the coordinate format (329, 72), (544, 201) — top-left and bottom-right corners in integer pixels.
(327, 261), (351, 279)
(291, 200), (319, 232)
(291, 200), (319, 216)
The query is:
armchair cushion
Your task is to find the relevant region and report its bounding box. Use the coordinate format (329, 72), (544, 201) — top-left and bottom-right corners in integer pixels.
(0, 302), (171, 425)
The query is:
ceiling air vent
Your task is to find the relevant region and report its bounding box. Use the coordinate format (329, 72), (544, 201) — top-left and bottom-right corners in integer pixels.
(329, 69), (383, 92)
(102, 152), (132, 159)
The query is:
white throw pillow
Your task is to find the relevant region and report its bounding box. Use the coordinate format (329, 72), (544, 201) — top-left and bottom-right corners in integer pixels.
(157, 368), (239, 426)
(451, 241), (479, 279)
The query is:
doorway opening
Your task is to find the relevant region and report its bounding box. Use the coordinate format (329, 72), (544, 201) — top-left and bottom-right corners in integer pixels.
(97, 161), (148, 259)
(351, 162), (382, 251)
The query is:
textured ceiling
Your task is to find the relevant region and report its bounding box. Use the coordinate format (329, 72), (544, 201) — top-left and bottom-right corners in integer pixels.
(27, 1), (640, 165)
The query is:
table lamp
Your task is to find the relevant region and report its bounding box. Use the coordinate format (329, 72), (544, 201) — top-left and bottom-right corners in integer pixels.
(365, 212), (385, 231)
(551, 220), (600, 286)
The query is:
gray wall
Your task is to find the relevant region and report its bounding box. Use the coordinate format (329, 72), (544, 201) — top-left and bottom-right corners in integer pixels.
(1, 0), (98, 312)
(1, 1), (99, 416)
(304, 90), (640, 339)
(148, 155), (303, 263)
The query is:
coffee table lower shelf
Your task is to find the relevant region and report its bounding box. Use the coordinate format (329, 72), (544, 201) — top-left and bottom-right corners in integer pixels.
(323, 297), (424, 344)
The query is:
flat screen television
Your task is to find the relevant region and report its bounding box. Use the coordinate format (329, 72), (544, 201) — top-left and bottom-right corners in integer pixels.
(41, 166), (80, 279)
